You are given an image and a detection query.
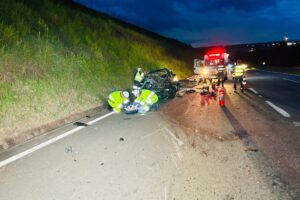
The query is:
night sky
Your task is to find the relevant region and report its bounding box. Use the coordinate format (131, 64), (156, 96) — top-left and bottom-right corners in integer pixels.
(74, 0), (300, 47)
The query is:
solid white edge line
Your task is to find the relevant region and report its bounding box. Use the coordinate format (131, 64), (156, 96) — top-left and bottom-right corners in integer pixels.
(0, 112), (114, 168)
(87, 112), (114, 125)
(0, 126), (84, 168)
(282, 78), (300, 84)
(265, 101), (291, 118)
(248, 88), (259, 94)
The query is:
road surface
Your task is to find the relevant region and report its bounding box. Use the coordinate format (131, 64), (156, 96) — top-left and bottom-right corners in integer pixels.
(246, 69), (300, 121)
(0, 70), (299, 199)
(0, 106), (293, 199)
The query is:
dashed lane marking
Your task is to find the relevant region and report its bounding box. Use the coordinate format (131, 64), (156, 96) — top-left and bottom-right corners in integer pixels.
(0, 112), (114, 168)
(248, 88), (259, 95)
(282, 78), (300, 84)
(265, 101), (291, 118)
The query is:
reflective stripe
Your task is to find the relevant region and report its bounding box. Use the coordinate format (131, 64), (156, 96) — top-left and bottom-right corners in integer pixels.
(149, 91), (155, 97)
(123, 99), (129, 104)
(143, 105), (150, 112)
(146, 98), (152, 104)
(145, 91), (155, 104)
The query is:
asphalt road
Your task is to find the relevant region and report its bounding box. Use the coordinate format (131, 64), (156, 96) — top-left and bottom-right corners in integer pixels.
(0, 69), (299, 199)
(246, 69), (300, 122)
(0, 107), (287, 199)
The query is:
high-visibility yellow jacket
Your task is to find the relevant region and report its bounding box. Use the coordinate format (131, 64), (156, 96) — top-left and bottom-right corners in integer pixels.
(134, 71), (144, 82)
(108, 91), (129, 113)
(134, 89), (158, 106)
(233, 65), (245, 77)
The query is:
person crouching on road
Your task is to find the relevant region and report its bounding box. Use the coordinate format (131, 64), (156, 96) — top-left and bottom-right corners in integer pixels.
(133, 67), (145, 87)
(108, 91), (130, 113)
(233, 65), (245, 92)
(132, 89), (158, 113)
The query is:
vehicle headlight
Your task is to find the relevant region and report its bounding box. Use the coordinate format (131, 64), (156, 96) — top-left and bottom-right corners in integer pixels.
(173, 75), (178, 82)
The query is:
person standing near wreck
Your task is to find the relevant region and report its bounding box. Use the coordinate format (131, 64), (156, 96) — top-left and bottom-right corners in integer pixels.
(133, 67), (145, 87)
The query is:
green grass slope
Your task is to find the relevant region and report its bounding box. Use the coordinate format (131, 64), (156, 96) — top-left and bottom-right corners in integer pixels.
(0, 0), (194, 145)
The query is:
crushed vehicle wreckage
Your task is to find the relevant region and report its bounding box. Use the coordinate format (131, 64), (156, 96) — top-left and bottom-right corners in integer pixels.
(123, 68), (178, 114)
(107, 67), (215, 115)
(107, 68), (180, 115)
(140, 68), (179, 100)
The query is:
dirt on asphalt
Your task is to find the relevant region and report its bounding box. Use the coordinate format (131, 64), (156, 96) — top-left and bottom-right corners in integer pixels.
(160, 82), (299, 199)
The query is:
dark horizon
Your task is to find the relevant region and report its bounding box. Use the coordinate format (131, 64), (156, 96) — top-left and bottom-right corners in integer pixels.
(74, 0), (300, 47)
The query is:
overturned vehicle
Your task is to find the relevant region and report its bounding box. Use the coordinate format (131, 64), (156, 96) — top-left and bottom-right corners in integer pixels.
(141, 68), (178, 100)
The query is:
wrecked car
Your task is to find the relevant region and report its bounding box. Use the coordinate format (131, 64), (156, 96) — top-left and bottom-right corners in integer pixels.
(141, 68), (178, 100)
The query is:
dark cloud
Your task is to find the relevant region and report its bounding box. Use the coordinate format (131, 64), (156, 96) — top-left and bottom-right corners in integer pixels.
(74, 0), (300, 47)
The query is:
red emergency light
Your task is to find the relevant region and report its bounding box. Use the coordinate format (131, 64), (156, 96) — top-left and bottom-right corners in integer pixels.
(205, 47), (225, 59)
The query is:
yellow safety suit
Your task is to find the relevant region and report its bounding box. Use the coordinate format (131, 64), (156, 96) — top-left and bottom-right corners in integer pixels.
(108, 91), (129, 113)
(134, 89), (158, 112)
(233, 65), (245, 77)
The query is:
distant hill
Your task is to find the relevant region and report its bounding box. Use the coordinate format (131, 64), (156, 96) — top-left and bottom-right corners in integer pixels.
(0, 0), (194, 147)
(195, 41), (300, 67)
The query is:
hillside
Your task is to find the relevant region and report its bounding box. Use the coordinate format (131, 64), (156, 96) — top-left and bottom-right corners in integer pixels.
(0, 0), (194, 149)
(196, 41), (300, 68)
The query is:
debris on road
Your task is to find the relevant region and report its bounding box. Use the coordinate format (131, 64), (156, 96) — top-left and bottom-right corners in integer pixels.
(120, 138), (124, 141)
(244, 147), (258, 152)
(65, 146), (73, 153)
(176, 85), (202, 97)
(74, 122), (88, 126)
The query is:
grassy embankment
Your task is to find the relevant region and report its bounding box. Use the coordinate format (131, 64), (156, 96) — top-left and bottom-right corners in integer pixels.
(0, 0), (194, 147)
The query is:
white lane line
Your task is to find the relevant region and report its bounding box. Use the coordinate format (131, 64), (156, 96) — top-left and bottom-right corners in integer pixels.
(282, 78), (300, 84)
(265, 101), (291, 118)
(165, 128), (184, 146)
(248, 88), (259, 95)
(0, 112), (114, 168)
(142, 127), (165, 139)
(164, 186), (167, 200)
(293, 121), (300, 127)
(87, 112), (114, 125)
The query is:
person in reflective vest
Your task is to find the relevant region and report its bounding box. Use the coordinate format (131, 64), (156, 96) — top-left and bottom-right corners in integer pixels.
(133, 89), (158, 113)
(233, 65), (245, 91)
(108, 91), (130, 113)
(217, 65), (226, 87)
(134, 67), (145, 87)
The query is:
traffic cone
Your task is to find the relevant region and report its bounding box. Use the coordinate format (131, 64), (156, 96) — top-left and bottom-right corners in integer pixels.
(219, 87), (225, 106)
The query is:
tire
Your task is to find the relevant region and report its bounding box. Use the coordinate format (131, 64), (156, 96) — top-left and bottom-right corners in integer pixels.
(168, 86), (177, 99)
